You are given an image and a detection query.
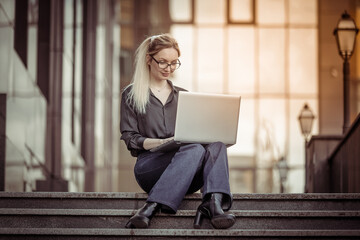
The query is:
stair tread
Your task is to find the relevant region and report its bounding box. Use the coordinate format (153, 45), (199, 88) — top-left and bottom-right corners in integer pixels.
(1, 193), (359, 237)
(1, 208), (359, 217)
(1, 192), (360, 200)
(2, 193), (360, 212)
(0, 228), (360, 237)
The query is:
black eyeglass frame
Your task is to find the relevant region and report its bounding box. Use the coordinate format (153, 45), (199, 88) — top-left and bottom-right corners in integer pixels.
(150, 55), (181, 70)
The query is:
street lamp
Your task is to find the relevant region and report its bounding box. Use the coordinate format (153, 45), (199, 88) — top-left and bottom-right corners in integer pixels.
(333, 11), (359, 134)
(298, 103), (315, 194)
(276, 157), (289, 193)
(298, 103), (315, 143)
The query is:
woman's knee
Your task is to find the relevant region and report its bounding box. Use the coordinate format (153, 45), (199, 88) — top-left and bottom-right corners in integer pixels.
(206, 141), (226, 152)
(180, 143), (206, 156)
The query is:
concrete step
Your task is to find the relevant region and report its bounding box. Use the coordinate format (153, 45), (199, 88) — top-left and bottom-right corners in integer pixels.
(1, 192), (360, 239)
(1, 228), (360, 240)
(1, 192), (360, 211)
(1, 208), (359, 230)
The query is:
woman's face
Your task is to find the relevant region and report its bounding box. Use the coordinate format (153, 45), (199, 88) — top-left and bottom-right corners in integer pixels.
(149, 47), (179, 81)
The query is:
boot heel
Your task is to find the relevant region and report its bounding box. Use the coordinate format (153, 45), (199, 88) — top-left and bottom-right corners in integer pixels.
(125, 221), (134, 228)
(193, 210), (204, 229)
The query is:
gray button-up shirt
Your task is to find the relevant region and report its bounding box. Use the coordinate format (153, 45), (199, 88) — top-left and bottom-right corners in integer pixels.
(120, 80), (186, 157)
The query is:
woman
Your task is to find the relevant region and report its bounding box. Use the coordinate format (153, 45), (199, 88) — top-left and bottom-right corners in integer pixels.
(120, 33), (235, 229)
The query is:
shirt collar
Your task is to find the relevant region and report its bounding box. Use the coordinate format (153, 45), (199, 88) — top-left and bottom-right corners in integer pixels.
(148, 80), (177, 98)
(167, 80), (178, 93)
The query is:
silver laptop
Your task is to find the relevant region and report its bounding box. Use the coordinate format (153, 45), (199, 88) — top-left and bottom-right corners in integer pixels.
(150, 91), (241, 152)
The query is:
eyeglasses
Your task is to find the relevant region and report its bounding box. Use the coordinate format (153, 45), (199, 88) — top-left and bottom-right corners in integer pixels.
(150, 55), (181, 70)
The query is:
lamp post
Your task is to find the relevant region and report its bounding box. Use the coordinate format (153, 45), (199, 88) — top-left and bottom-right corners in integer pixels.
(298, 103), (315, 193)
(276, 157), (289, 193)
(333, 11), (359, 134)
(298, 103), (315, 143)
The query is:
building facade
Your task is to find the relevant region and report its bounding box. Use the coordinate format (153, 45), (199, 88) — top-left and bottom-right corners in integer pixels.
(0, 0), (120, 192)
(1, 0), (359, 193)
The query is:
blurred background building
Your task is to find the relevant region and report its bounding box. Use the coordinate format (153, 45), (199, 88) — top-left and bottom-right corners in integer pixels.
(0, 0), (359, 193)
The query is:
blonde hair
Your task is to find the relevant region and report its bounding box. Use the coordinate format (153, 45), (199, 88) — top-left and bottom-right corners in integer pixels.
(126, 33), (181, 114)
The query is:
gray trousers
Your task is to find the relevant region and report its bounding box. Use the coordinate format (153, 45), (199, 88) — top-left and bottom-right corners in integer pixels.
(134, 142), (232, 213)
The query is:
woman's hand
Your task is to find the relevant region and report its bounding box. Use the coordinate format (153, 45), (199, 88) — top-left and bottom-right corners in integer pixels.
(143, 137), (174, 150)
(163, 136), (174, 143)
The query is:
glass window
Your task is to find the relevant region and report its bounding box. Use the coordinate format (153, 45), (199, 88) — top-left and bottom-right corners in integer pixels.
(228, 98), (256, 156)
(287, 168), (305, 193)
(171, 25), (195, 91)
(62, 0), (83, 147)
(28, 0), (38, 24)
(229, 0), (253, 23)
(14, 0), (28, 67)
(37, 0), (51, 101)
(76, 0), (83, 24)
(256, 168), (276, 192)
(64, 0), (74, 27)
(96, 26), (106, 83)
(0, 28), (12, 92)
(258, 98), (286, 158)
(28, 26), (37, 82)
(229, 169), (254, 193)
(97, 0), (107, 24)
(62, 55), (73, 94)
(256, 0), (285, 25)
(169, 0), (192, 23)
(289, 28), (318, 94)
(75, 26), (83, 98)
(195, 0), (226, 24)
(228, 26), (255, 95)
(197, 27), (224, 92)
(288, 99), (318, 166)
(63, 28), (74, 64)
(259, 28), (285, 94)
(74, 26), (83, 150)
(118, 0), (320, 193)
(289, 0), (317, 25)
(0, 0), (15, 23)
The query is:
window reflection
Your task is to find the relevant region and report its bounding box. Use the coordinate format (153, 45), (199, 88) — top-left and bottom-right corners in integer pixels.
(256, 0), (285, 25)
(28, 0), (38, 24)
(3, 0), (320, 193)
(259, 28), (285, 94)
(228, 26), (255, 95)
(169, 0), (192, 22)
(171, 25), (195, 90)
(259, 99), (287, 158)
(289, 0), (317, 25)
(228, 98), (256, 156)
(289, 28), (318, 94)
(168, 0), (318, 193)
(195, 0), (226, 24)
(197, 28), (224, 92)
(229, 0), (253, 23)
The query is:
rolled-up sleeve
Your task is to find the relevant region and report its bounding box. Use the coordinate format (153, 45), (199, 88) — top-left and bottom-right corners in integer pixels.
(120, 90), (146, 155)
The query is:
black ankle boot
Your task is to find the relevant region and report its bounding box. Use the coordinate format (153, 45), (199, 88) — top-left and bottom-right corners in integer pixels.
(125, 202), (160, 228)
(193, 193), (235, 229)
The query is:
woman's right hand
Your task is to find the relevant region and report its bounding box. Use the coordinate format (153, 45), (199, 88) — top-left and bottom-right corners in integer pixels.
(163, 137), (174, 143)
(143, 136), (174, 150)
